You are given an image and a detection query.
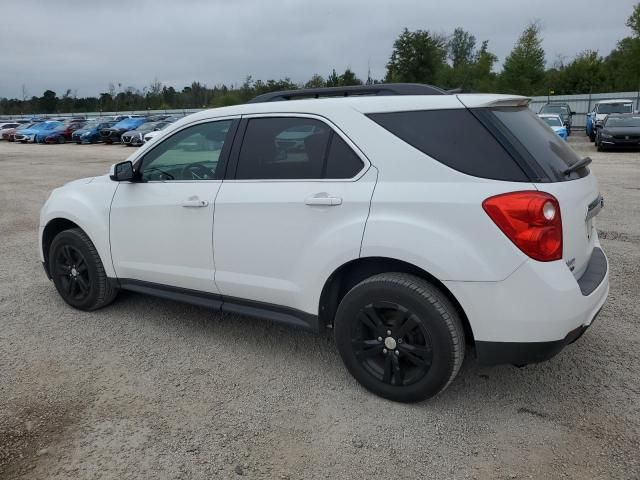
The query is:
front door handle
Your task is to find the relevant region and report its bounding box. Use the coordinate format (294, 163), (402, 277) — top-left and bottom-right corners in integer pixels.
(182, 199), (209, 208)
(305, 194), (342, 206)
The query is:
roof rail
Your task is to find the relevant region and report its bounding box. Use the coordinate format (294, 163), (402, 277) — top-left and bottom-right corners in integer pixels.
(247, 83), (447, 103)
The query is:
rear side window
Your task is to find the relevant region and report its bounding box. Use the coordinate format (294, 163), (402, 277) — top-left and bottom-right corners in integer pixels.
(367, 109), (528, 182)
(235, 117), (364, 180)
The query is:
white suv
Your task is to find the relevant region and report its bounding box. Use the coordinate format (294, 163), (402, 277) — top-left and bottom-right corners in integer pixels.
(39, 84), (609, 402)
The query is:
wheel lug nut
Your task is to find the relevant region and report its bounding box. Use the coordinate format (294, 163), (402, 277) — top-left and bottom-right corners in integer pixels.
(397, 338), (403, 344)
(386, 330), (391, 335)
(383, 348), (388, 354)
(395, 350), (399, 356)
(377, 337), (383, 342)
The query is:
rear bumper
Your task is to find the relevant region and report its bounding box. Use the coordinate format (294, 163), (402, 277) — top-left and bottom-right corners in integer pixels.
(475, 309), (601, 365)
(444, 244), (609, 364)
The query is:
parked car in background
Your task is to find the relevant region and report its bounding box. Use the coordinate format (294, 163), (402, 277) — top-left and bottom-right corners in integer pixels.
(122, 121), (171, 146)
(587, 99), (634, 141)
(14, 121), (62, 143)
(36, 121), (86, 144)
(0, 123), (21, 139)
(539, 103), (574, 135)
(72, 119), (118, 144)
(595, 113), (640, 151)
(3, 123), (37, 142)
(37, 125), (69, 144)
(100, 117), (149, 144)
(538, 114), (568, 140)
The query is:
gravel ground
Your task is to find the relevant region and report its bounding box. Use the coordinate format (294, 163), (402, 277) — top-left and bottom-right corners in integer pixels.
(0, 136), (638, 480)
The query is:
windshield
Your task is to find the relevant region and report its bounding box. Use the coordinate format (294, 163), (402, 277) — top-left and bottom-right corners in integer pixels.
(596, 102), (633, 114)
(605, 116), (640, 128)
(113, 118), (145, 129)
(135, 122), (160, 132)
(541, 116), (563, 127)
(540, 105), (569, 115)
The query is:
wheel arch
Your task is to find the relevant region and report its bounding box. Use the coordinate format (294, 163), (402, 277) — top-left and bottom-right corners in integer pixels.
(42, 218), (84, 276)
(318, 256), (475, 346)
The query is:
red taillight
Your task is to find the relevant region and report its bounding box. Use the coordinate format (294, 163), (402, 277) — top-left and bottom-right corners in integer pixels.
(482, 191), (562, 262)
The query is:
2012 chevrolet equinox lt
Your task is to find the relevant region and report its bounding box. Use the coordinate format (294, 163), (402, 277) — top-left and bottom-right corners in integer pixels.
(39, 84), (609, 402)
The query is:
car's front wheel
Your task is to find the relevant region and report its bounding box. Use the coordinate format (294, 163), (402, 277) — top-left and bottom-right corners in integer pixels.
(334, 273), (465, 402)
(49, 228), (118, 311)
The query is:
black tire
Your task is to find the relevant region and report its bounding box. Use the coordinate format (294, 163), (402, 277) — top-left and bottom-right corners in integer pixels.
(589, 133), (596, 142)
(49, 228), (118, 311)
(334, 273), (465, 402)
(58, 136), (65, 144)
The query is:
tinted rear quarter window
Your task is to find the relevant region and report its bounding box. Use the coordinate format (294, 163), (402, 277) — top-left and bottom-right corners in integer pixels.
(367, 109), (528, 182)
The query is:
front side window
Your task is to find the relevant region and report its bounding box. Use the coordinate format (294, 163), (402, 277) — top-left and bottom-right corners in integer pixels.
(235, 117), (364, 180)
(140, 120), (232, 181)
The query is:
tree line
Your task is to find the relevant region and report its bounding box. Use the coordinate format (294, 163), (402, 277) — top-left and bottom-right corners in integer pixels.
(2, 3), (639, 115)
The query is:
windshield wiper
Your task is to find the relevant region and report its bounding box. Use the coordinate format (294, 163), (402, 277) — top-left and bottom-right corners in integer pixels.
(563, 156), (592, 176)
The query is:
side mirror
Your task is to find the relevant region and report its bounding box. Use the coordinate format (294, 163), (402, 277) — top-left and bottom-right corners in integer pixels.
(570, 111), (576, 116)
(109, 161), (135, 182)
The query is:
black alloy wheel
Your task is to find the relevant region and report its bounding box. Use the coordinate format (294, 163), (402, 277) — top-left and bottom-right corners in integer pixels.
(53, 244), (91, 302)
(334, 273), (465, 402)
(49, 228), (118, 311)
(351, 302), (434, 387)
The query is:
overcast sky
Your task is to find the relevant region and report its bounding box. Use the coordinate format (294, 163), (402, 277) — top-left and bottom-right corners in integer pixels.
(1, 0), (636, 99)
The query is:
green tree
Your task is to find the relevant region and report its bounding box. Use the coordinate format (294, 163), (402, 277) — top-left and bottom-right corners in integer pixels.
(449, 27), (476, 69)
(552, 50), (607, 94)
(602, 3), (640, 91)
(385, 28), (448, 83)
(339, 68), (363, 86)
(305, 74), (325, 88)
(326, 69), (340, 87)
(39, 90), (58, 113)
(499, 22), (546, 95)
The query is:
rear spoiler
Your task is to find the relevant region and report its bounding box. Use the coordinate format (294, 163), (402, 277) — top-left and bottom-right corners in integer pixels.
(457, 95), (531, 109)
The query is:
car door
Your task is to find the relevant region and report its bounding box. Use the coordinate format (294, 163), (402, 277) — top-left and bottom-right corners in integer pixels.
(110, 118), (238, 293)
(213, 114), (376, 314)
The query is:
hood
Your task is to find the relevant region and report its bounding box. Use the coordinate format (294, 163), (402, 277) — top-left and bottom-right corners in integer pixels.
(64, 176), (95, 187)
(602, 126), (640, 136)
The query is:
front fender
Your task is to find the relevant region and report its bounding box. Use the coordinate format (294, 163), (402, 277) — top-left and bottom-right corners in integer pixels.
(40, 175), (118, 276)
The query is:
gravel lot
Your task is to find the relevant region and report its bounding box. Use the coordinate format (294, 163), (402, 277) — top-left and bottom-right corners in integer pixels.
(0, 136), (639, 480)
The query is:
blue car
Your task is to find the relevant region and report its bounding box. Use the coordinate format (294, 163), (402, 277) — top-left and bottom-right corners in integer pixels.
(100, 117), (149, 144)
(72, 120), (117, 144)
(14, 121), (63, 143)
(539, 114), (568, 140)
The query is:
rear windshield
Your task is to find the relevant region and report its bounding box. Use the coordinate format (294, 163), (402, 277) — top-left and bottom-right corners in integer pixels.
(367, 109), (528, 181)
(483, 108), (585, 182)
(596, 102), (633, 114)
(540, 105), (569, 115)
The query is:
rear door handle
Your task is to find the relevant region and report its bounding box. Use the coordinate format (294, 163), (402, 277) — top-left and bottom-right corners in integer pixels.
(305, 195), (342, 206)
(182, 199), (209, 208)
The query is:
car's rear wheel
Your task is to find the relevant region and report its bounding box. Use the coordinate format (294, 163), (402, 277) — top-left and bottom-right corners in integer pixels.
(49, 228), (118, 311)
(334, 273), (465, 402)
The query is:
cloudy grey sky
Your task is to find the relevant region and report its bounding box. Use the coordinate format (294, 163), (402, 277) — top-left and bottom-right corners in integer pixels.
(1, 0), (636, 99)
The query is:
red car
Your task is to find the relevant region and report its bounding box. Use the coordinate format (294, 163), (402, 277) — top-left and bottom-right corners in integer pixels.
(40, 122), (86, 144)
